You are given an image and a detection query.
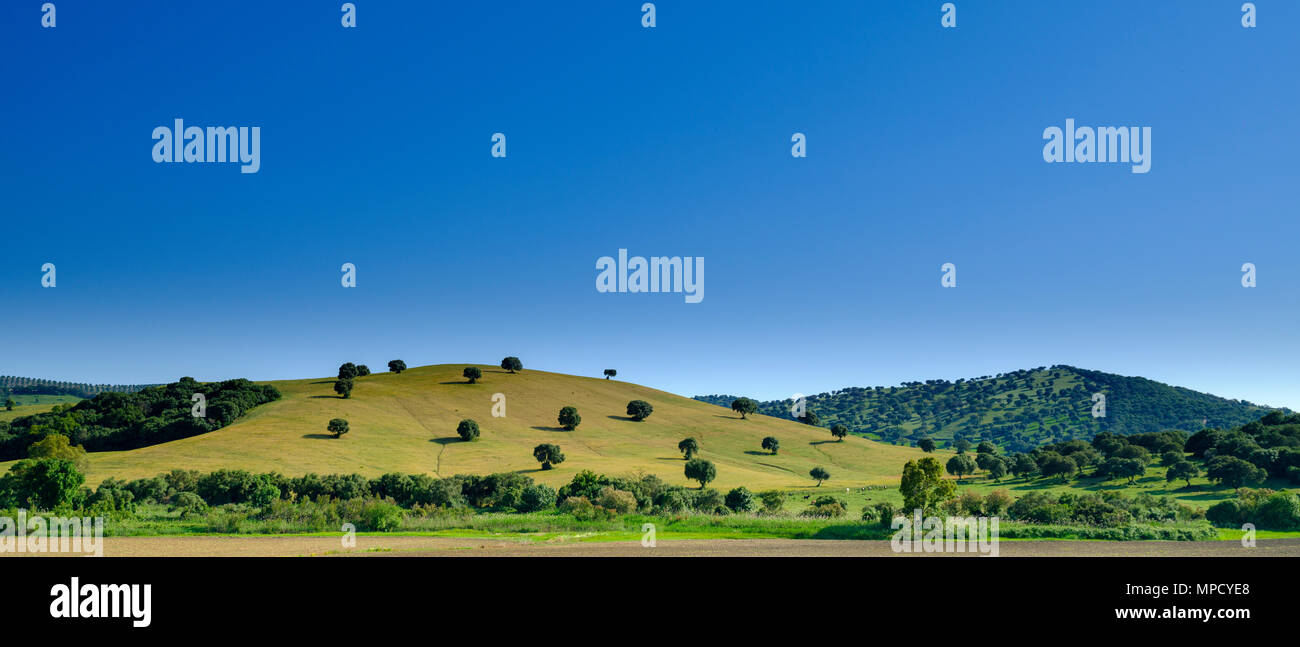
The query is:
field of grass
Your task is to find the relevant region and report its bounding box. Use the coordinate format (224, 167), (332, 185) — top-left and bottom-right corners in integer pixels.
(0, 395), (81, 423)
(11, 364), (929, 491)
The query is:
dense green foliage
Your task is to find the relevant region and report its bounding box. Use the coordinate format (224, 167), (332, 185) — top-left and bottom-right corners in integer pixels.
(456, 419), (480, 442)
(684, 458), (716, 489)
(1206, 488), (1300, 530)
(696, 366), (1277, 453)
(626, 400), (653, 421)
(557, 406), (581, 430)
(0, 377), (279, 460)
(677, 437), (699, 459)
(533, 443), (564, 470)
(328, 418), (350, 439)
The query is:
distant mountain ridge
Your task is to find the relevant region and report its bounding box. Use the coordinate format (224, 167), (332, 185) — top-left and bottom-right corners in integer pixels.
(694, 366), (1280, 454)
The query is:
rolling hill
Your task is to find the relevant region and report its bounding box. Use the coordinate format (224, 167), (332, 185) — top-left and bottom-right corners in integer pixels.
(4, 364), (929, 490)
(695, 366), (1278, 454)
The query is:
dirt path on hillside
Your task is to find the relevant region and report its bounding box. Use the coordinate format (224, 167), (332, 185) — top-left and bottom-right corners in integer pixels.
(8, 536), (1300, 557)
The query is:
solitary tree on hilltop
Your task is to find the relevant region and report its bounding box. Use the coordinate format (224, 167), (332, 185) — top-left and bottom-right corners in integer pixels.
(501, 357), (523, 373)
(338, 363), (359, 380)
(388, 360), (407, 374)
(328, 418), (349, 438)
(463, 367), (482, 384)
(603, 369), (617, 380)
(731, 398), (758, 419)
(678, 437), (699, 460)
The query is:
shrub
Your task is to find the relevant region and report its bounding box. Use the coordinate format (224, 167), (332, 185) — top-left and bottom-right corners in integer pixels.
(206, 509), (248, 533)
(596, 486), (638, 514)
(655, 489), (689, 514)
(758, 490), (786, 515)
(1250, 492), (1300, 530)
(874, 502), (896, 526)
(983, 489), (1013, 516)
(1206, 500), (1243, 527)
(801, 497), (846, 518)
(689, 489), (725, 513)
(518, 484), (557, 512)
(724, 487), (755, 513)
(171, 491), (208, 518)
(956, 489), (983, 516)
(343, 498), (405, 532)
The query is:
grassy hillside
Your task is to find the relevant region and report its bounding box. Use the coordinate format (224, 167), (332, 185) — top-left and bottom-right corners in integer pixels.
(696, 366), (1277, 453)
(8, 365), (928, 491)
(0, 396), (82, 423)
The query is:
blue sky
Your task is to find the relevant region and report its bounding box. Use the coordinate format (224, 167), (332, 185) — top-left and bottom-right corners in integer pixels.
(2, 1), (1297, 409)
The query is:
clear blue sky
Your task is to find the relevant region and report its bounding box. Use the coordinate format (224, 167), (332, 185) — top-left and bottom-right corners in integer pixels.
(2, 1), (1297, 409)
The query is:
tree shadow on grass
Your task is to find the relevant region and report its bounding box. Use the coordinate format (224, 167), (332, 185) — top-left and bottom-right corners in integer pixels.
(302, 434), (337, 440)
(809, 440), (839, 446)
(430, 437), (463, 445)
(655, 456), (687, 461)
(513, 468), (546, 474)
(439, 381), (477, 385)
(744, 450), (776, 456)
(606, 415), (638, 422)
(531, 426), (569, 432)
(308, 395), (345, 399)
(309, 380), (335, 385)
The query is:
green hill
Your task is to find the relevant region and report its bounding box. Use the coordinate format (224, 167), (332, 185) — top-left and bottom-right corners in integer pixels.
(0, 364), (928, 490)
(695, 366), (1278, 454)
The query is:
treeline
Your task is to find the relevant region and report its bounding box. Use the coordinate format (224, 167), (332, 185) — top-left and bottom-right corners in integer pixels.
(2, 462), (788, 524)
(1186, 410), (1300, 484)
(696, 365), (1276, 453)
(0, 376), (157, 399)
(0, 377), (279, 460)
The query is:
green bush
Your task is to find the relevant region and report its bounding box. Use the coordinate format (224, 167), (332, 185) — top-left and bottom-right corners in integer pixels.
(724, 487), (755, 513)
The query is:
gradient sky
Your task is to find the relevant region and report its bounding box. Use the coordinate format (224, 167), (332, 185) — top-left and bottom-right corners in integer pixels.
(2, 1), (1297, 409)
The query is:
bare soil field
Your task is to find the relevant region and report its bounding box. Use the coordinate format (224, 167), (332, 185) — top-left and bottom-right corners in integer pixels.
(7, 536), (1300, 557)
